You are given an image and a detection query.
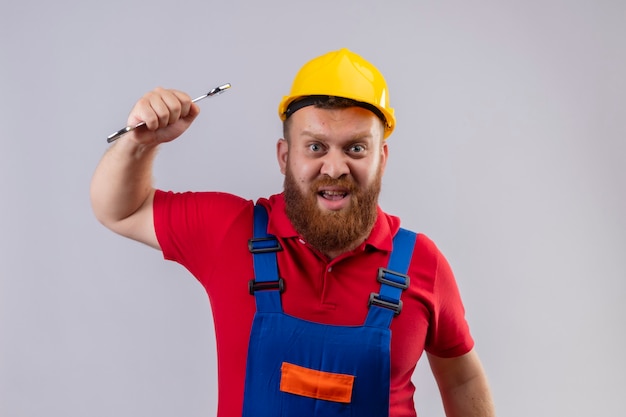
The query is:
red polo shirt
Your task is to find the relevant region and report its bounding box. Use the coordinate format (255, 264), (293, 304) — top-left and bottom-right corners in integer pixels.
(153, 190), (473, 417)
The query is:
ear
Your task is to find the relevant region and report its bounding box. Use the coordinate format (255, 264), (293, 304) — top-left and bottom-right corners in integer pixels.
(379, 141), (389, 174)
(277, 138), (289, 175)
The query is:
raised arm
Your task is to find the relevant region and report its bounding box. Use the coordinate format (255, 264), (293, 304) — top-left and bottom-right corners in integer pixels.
(428, 348), (496, 417)
(90, 88), (200, 249)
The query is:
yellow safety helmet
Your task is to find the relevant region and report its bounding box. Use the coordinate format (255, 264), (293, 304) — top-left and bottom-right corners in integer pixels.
(278, 48), (396, 139)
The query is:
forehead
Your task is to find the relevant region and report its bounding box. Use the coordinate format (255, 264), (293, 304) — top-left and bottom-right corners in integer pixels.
(287, 106), (385, 143)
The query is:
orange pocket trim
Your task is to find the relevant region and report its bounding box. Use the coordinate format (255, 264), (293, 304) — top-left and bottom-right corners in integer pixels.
(279, 362), (354, 404)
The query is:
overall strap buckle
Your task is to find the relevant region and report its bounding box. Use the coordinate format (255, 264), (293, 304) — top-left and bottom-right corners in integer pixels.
(368, 293), (403, 315)
(249, 204), (284, 312)
(368, 268), (410, 315)
(366, 228), (417, 327)
(249, 277), (285, 294)
(377, 267), (410, 289)
(248, 237), (282, 254)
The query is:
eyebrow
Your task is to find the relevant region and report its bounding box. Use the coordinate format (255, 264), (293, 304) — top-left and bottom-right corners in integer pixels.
(299, 130), (374, 143)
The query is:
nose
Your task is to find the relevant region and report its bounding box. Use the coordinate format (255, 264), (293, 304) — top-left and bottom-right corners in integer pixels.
(320, 149), (350, 179)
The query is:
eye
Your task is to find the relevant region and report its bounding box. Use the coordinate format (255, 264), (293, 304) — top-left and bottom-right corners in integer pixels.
(308, 143), (323, 152)
(348, 144), (366, 153)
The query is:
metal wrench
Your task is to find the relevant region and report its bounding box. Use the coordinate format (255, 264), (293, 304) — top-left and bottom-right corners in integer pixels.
(106, 83), (231, 143)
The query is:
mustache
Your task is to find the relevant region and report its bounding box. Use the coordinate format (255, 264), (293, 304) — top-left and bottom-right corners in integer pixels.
(309, 176), (358, 193)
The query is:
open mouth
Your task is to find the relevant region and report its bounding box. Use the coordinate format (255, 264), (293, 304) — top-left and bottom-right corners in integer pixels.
(319, 190), (348, 200)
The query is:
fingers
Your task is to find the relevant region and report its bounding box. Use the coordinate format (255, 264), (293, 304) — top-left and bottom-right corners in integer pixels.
(129, 87), (198, 131)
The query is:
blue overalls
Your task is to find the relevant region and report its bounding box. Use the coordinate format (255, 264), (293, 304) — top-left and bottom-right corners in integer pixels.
(242, 205), (416, 417)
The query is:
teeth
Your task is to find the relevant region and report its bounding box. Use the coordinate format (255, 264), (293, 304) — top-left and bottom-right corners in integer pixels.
(325, 191), (345, 196)
(322, 190), (347, 198)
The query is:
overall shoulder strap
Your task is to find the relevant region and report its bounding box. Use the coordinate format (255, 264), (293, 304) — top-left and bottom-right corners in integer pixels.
(365, 228), (417, 328)
(248, 204), (283, 313)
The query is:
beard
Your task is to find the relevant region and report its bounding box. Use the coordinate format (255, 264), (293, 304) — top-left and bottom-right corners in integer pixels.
(283, 166), (382, 255)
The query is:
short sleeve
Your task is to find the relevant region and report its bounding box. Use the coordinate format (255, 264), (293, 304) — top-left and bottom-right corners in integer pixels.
(419, 235), (474, 358)
(153, 190), (253, 279)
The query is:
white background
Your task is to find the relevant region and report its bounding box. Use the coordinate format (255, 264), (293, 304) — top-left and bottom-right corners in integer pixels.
(1, 1), (624, 416)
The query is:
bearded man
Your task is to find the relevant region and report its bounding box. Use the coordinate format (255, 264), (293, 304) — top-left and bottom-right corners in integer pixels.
(90, 48), (495, 417)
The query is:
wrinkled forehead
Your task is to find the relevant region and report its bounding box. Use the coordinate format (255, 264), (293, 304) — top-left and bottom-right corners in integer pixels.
(286, 105), (386, 146)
